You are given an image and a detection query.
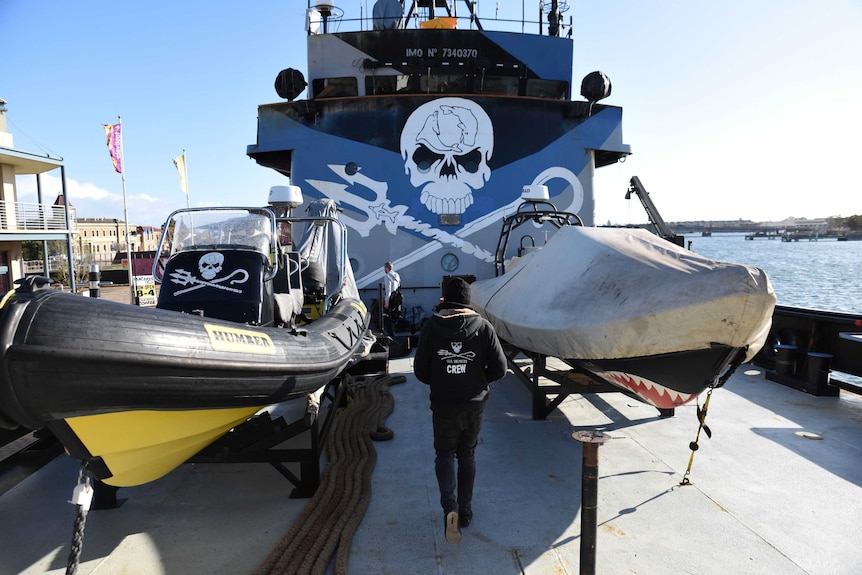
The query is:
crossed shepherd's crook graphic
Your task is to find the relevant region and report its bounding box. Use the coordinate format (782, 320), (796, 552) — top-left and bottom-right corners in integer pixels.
(436, 349), (476, 361)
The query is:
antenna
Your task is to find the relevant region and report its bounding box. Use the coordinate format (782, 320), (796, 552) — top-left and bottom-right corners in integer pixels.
(542, 1), (569, 37)
(313, 0), (343, 33)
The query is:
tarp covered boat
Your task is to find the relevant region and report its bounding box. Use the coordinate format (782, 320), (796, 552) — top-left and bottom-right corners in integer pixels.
(470, 196), (776, 409)
(0, 199), (370, 486)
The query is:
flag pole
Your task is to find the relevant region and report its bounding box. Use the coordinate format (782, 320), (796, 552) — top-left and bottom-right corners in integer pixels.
(184, 150), (190, 208)
(118, 116), (135, 304)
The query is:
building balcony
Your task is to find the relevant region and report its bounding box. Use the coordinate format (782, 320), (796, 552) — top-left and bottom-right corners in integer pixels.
(0, 200), (77, 235)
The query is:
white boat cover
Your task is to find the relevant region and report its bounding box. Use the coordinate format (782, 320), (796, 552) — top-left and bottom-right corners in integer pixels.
(296, 199), (360, 301)
(470, 226), (776, 362)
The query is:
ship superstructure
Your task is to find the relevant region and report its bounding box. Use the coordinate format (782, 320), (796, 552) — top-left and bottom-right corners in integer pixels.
(248, 0), (630, 311)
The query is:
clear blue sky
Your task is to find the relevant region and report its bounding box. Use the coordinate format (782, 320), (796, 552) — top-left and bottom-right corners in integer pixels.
(2, 1), (860, 228)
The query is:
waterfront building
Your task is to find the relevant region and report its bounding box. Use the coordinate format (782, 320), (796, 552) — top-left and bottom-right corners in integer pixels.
(0, 99), (76, 292)
(1, 101), (161, 291)
(76, 217), (136, 265)
(135, 225), (161, 252)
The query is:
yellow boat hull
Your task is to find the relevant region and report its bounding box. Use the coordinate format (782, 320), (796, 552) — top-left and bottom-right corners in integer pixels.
(57, 406), (264, 487)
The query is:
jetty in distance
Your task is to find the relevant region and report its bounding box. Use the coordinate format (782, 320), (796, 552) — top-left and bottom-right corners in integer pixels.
(619, 216), (862, 241)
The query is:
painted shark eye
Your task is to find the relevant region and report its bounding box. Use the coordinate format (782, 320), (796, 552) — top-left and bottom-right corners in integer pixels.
(412, 145), (444, 173)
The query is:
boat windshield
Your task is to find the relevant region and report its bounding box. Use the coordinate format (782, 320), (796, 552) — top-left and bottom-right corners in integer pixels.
(162, 208), (276, 258)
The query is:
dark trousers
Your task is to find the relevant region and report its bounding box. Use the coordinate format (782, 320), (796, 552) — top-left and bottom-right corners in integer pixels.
(432, 403), (485, 515)
(383, 309), (400, 338)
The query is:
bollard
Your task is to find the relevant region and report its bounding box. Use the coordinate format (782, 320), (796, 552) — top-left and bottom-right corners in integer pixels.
(774, 344), (797, 376)
(89, 265), (100, 299)
(573, 430), (611, 575)
(806, 352), (833, 392)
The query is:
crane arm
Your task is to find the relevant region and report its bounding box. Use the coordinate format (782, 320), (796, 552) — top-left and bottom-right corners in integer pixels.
(625, 176), (678, 243)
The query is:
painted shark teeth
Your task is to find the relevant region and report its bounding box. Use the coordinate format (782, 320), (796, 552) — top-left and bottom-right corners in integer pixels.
(598, 370), (696, 409)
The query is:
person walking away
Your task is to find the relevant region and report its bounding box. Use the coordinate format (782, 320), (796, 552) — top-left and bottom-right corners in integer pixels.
(413, 277), (507, 544)
(382, 261), (401, 337)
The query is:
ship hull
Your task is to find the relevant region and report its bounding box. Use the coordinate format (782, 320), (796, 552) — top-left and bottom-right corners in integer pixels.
(250, 95), (628, 304)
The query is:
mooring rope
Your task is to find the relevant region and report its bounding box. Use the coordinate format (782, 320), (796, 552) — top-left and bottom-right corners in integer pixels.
(65, 466), (94, 575)
(65, 504), (87, 575)
(253, 373), (405, 575)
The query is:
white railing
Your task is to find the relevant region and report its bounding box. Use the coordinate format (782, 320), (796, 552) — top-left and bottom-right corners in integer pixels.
(0, 200), (77, 232)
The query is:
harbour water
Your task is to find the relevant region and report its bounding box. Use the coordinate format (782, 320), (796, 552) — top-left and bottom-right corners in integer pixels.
(686, 233), (862, 315)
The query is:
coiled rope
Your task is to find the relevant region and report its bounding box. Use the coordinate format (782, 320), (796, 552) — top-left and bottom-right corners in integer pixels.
(253, 373), (405, 575)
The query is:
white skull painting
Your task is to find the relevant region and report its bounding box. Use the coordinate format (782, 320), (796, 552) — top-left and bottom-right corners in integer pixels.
(451, 342), (462, 354)
(401, 98), (494, 215)
(198, 252), (224, 280)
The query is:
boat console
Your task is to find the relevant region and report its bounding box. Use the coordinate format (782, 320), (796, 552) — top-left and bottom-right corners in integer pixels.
(493, 185), (583, 276)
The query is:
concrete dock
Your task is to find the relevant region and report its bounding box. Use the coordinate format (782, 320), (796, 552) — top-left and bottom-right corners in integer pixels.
(1, 352), (860, 574)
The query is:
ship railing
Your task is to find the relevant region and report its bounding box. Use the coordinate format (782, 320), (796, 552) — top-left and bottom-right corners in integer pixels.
(754, 305), (862, 396)
(306, 0), (573, 37)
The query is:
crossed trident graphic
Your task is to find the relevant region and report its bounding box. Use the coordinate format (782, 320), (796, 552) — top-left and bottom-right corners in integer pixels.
(169, 268), (250, 296)
(307, 163), (584, 287)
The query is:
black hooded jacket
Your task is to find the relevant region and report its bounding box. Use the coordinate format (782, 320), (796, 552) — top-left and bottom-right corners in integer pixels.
(413, 305), (508, 406)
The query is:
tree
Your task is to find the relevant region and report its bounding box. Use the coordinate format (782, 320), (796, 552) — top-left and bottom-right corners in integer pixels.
(845, 215), (862, 231)
(21, 240), (69, 261)
(21, 241), (42, 261)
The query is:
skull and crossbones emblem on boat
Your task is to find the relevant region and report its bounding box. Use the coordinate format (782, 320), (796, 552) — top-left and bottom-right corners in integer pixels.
(401, 98), (494, 215)
(169, 252), (250, 295)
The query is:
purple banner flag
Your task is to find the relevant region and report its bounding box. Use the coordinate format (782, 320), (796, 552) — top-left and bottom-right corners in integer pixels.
(103, 122), (123, 174)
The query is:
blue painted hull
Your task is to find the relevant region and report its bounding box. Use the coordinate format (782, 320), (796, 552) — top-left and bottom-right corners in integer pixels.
(249, 24), (630, 312)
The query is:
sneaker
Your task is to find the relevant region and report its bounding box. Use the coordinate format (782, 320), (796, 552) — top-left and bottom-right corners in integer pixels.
(445, 511), (461, 544)
(458, 510), (472, 528)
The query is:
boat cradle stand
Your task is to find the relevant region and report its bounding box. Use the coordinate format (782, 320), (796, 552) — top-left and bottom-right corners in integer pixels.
(179, 343), (391, 502)
(186, 375), (351, 499)
(503, 344), (675, 420)
(88, 376), (350, 509)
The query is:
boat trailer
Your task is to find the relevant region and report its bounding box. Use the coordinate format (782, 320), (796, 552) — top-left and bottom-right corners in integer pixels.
(87, 340), (390, 509)
(502, 343), (676, 420)
(186, 376), (347, 498)
(87, 398), (334, 506)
